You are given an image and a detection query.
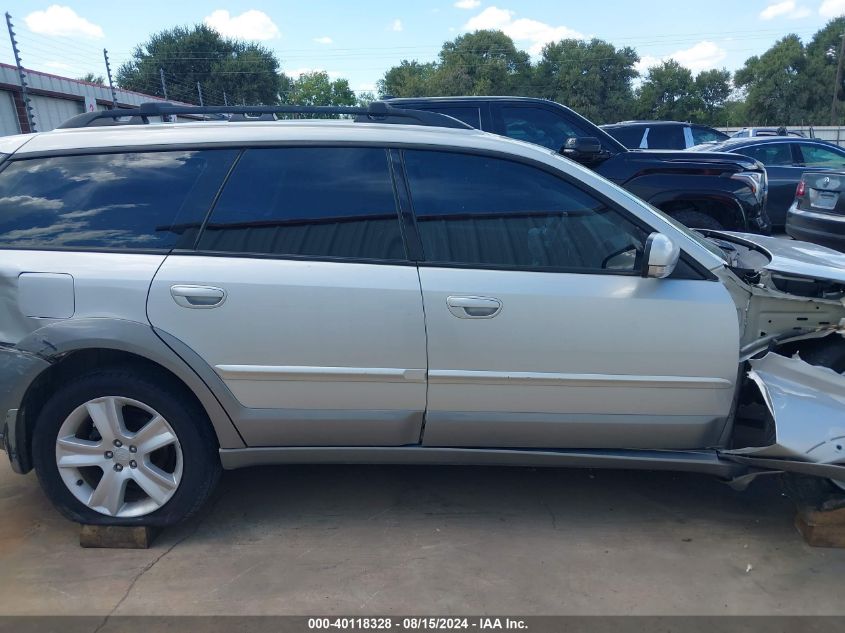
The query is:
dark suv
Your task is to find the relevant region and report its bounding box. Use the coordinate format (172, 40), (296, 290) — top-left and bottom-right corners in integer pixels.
(602, 121), (729, 150)
(388, 97), (770, 233)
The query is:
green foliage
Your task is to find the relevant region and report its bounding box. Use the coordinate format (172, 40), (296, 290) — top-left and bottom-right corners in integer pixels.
(636, 60), (699, 121)
(116, 24), (286, 105)
(434, 30), (531, 95)
(734, 34), (809, 125)
(533, 39), (639, 123)
(287, 71), (357, 106)
(356, 91), (377, 107)
(378, 61), (438, 97)
(78, 72), (106, 85)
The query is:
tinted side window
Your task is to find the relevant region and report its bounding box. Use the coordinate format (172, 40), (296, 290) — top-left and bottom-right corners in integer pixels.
(692, 126), (728, 145)
(419, 106), (481, 128)
(644, 125), (685, 150)
(736, 143), (793, 166)
(0, 150), (237, 250)
(605, 126), (646, 149)
(500, 107), (593, 151)
(798, 143), (845, 168)
(198, 147), (405, 260)
(404, 150), (647, 272)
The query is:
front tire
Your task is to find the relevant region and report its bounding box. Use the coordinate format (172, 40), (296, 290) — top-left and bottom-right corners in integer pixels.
(32, 368), (221, 526)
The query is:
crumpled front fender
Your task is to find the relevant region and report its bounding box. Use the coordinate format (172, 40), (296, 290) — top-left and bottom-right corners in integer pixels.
(722, 353), (845, 481)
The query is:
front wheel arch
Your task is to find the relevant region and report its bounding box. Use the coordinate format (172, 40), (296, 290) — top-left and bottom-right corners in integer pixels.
(654, 196), (746, 230)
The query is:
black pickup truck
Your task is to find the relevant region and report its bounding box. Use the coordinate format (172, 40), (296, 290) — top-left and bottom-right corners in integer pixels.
(387, 96), (771, 233)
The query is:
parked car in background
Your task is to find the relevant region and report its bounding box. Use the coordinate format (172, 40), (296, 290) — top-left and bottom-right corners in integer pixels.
(0, 102), (843, 528)
(730, 127), (809, 139)
(691, 137), (845, 227)
(387, 97), (770, 233)
(786, 171), (845, 251)
(601, 121), (729, 150)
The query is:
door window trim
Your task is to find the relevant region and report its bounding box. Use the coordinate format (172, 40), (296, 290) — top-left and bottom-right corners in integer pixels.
(395, 146), (713, 280)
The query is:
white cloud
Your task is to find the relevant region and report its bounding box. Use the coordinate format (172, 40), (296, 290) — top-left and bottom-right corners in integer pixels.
(455, 0), (482, 8)
(760, 1), (810, 19)
(635, 41), (728, 75)
(314, 36), (333, 44)
(464, 7), (584, 55)
(820, 0), (845, 17)
(204, 9), (280, 41)
(390, 19), (403, 31)
(24, 5), (104, 39)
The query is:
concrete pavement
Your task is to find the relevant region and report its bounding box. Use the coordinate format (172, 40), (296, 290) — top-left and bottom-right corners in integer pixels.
(1, 460), (844, 615)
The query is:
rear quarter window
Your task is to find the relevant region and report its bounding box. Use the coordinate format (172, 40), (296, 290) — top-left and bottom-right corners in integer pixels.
(0, 149), (237, 250)
(604, 126), (646, 149)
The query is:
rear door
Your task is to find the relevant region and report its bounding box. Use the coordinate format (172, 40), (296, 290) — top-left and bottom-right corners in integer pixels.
(733, 142), (801, 226)
(147, 146), (428, 447)
(402, 148), (739, 450)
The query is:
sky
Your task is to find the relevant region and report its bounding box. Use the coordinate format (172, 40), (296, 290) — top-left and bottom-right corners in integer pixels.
(1, 0), (844, 97)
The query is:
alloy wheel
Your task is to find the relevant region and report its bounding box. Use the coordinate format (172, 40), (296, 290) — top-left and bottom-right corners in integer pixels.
(54, 396), (183, 518)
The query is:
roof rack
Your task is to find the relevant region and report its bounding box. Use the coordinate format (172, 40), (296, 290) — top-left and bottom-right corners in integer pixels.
(57, 101), (473, 130)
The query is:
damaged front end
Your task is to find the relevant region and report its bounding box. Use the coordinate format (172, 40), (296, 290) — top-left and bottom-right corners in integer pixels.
(705, 232), (845, 485)
(721, 353), (845, 485)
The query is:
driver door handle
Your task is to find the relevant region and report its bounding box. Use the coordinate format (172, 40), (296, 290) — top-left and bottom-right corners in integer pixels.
(446, 296), (502, 319)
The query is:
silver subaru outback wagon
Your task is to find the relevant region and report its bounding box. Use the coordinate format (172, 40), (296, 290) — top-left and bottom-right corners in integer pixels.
(0, 103), (843, 527)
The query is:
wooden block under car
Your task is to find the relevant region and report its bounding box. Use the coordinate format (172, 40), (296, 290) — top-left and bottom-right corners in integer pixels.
(79, 524), (160, 549)
(795, 504), (845, 548)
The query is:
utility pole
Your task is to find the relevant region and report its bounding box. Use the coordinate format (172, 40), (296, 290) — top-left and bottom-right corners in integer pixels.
(832, 32), (845, 125)
(197, 82), (204, 106)
(103, 48), (118, 109)
(159, 68), (168, 101)
(223, 91), (228, 107)
(5, 12), (35, 132)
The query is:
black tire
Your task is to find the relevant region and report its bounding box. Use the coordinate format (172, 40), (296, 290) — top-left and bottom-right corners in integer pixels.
(794, 336), (845, 373)
(780, 473), (844, 510)
(672, 210), (724, 231)
(32, 367), (221, 527)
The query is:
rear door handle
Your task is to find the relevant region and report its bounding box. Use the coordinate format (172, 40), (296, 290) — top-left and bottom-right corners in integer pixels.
(170, 285), (226, 309)
(446, 296), (502, 319)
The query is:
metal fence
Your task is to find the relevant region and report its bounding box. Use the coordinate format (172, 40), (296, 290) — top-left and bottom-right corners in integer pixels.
(718, 126), (845, 147)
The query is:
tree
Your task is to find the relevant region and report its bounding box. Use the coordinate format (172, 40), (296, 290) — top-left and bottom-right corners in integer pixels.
(802, 17), (845, 123)
(288, 71), (356, 106)
(78, 72), (105, 85)
(378, 60), (438, 97)
(734, 34), (808, 125)
(533, 38), (639, 123)
(693, 68), (732, 123)
(356, 91), (377, 107)
(116, 24), (286, 105)
(636, 60), (700, 121)
(433, 30), (530, 95)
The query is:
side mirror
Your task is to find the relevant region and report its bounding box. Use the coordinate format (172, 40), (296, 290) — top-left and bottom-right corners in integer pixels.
(642, 233), (680, 279)
(561, 137), (602, 162)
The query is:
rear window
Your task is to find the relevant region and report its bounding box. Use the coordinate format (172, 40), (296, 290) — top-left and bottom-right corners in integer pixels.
(604, 126), (646, 149)
(644, 125), (685, 150)
(0, 150), (237, 250)
(196, 147), (406, 261)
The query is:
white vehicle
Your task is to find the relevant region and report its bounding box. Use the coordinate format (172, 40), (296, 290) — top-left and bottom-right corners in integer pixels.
(0, 103), (843, 527)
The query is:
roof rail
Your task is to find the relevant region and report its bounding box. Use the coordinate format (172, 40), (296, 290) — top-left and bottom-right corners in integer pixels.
(56, 101), (473, 130)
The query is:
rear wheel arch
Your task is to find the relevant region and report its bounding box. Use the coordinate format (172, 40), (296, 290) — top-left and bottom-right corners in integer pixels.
(13, 319), (244, 471)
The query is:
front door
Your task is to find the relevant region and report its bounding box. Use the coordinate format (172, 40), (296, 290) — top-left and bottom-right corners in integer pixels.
(400, 148), (740, 449)
(147, 146), (428, 447)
